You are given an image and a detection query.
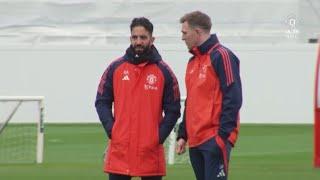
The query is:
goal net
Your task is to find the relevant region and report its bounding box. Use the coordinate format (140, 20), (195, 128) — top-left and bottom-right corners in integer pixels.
(0, 96), (44, 164)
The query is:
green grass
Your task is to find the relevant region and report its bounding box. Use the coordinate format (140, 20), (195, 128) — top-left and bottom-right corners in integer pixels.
(0, 124), (319, 180)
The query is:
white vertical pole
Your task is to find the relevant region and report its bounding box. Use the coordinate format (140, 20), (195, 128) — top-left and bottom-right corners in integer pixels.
(167, 130), (176, 165)
(36, 99), (45, 164)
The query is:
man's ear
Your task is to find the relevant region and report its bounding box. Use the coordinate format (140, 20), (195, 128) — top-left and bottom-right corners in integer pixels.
(151, 36), (155, 44)
(129, 35), (133, 43)
(195, 27), (202, 35)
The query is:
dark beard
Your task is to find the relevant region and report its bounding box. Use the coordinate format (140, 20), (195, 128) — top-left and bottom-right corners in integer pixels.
(125, 45), (160, 65)
(129, 45), (152, 64)
(132, 45), (151, 56)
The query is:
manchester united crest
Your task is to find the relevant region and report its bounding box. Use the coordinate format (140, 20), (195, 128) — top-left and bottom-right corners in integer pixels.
(145, 74), (158, 90)
(146, 74), (157, 85)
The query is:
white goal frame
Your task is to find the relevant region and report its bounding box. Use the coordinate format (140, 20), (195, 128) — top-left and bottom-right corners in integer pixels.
(167, 96), (186, 165)
(0, 96), (45, 164)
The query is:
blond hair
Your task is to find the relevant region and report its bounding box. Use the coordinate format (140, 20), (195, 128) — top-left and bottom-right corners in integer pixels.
(180, 11), (212, 32)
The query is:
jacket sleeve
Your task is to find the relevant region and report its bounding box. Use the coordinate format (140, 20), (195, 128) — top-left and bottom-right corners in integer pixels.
(158, 62), (181, 144)
(95, 62), (117, 139)
(211, 48), (242, 142)
(177, 99), (188, 141)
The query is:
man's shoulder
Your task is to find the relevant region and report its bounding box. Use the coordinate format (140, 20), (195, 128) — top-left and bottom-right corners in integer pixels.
(188, 56), (195, 63)
(155, 60), (178, 80)
(210, 44), (238, 62)
(156, 60), (173, 70)
(107, 56), (127, 69)
(101, 57), (127, 76)
(109, 56), (126, 67)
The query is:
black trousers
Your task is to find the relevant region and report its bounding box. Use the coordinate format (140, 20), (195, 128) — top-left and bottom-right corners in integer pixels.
(109, 173), (162, 180)
(189, 137), (232, 180)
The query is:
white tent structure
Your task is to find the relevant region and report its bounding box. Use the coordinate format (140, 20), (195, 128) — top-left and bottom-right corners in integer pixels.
(0, 0), (319, 45)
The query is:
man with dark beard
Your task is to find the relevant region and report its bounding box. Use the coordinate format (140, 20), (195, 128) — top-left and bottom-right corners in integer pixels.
(95, 17), (181, 180)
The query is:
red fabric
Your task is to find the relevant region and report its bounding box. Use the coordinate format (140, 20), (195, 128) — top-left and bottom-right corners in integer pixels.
(315, 111), (320, 167)
(185, 46), (223, 147)
(104, 62), (166, 176)
(315, 43), (320, 168)
(185, 44), (240, 148)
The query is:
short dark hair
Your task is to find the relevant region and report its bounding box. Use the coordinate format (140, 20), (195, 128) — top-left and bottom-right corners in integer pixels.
(180, 11), (212, 32)
(130, 17), (153, 35)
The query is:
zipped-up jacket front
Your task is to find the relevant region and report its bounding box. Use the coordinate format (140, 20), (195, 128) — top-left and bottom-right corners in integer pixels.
(178, 34), (242, 147)
(95, 45), (181, 176)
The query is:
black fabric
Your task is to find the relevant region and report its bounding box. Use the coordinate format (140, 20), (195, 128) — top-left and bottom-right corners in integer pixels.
(210, 48), (242, 141)
(124, 45), (162, 65)
(156, 62), (181, 144)
(109, 173), (162, 180)
(190, 34), (219, 55)
(189, 137), (232, 180)
(177, 100), (187, 141)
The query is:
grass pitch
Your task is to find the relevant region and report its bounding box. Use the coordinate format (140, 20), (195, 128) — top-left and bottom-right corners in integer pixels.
(0, 124), (319, 180)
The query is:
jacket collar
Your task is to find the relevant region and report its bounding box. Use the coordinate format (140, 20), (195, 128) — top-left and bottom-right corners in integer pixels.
(124, 45), (162, 65)
(190, 34), (220, 56)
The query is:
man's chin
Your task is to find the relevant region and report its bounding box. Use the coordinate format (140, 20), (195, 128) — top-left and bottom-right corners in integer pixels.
(135, 50), (143, 54)
(134, 49), (145, 55)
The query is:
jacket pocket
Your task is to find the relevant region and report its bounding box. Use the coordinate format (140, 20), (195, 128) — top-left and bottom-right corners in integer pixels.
(108, 141), (129, 169)
(138, 145), (164, 173)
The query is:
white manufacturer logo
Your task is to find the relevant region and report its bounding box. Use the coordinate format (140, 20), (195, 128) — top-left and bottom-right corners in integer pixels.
(122, 75), (129, 80)
(122, 70), (130, 81)
(217, 165), (226, 178)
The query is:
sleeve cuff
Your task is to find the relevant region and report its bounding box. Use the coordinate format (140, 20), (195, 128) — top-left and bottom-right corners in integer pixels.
(218, 131), (229, 141)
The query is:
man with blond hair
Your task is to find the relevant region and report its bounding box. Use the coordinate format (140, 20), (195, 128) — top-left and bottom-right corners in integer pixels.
(176, 11), (242, 180)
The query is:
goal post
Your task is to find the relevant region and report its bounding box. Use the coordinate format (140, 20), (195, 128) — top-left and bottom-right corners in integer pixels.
(165, 96), (189, 165)
(0, 96), (45, 164)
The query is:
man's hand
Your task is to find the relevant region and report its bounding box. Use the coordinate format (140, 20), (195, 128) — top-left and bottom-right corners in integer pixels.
(176, 138), (186, 155)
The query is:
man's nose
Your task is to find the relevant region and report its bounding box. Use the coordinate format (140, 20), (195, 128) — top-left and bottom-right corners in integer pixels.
(136, 37), (143, 44)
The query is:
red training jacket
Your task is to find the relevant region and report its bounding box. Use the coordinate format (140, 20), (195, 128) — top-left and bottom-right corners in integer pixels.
(178, 34), (242, 147)
(95, 45), (181, 176)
